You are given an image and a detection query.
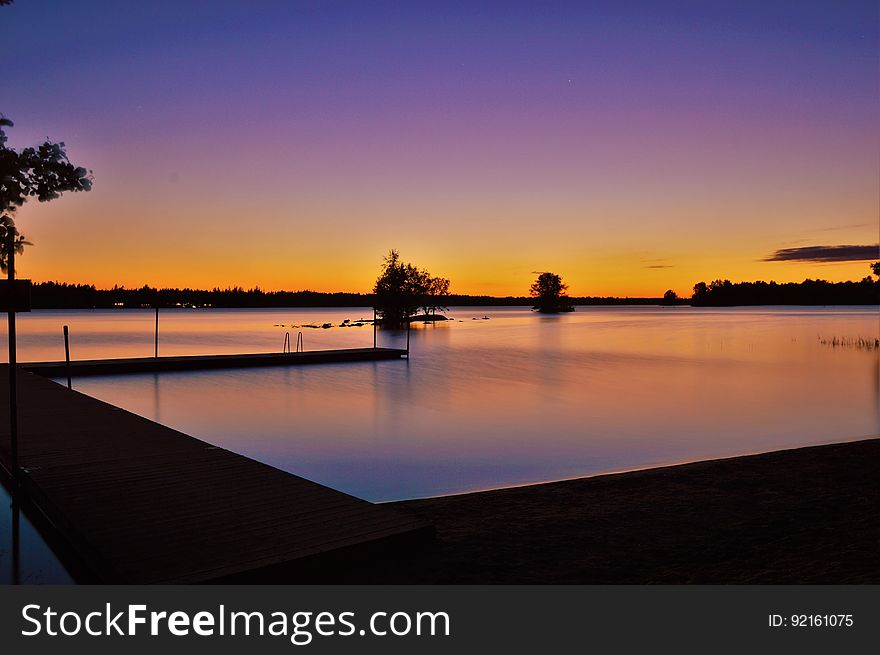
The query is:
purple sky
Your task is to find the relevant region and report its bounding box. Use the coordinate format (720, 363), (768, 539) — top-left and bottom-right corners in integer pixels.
(3, 1), (877, 295)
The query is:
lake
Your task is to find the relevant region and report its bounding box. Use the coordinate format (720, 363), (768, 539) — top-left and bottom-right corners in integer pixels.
(1, 305), (878, 581)
(6, 305), (880, 500)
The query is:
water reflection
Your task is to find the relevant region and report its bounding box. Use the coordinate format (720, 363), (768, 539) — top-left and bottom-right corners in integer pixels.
(10, 493), (18, 585)
(4, 306), (879, 502)
(0, 485), (74, 584)
(152, 373), (161, 425)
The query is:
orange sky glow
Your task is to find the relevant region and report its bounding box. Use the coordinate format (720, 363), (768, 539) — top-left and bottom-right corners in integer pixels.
(5, 2), (878, 298)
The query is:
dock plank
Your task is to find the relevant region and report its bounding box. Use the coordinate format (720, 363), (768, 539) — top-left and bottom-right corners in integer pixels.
(0, 366), (432, 583)
(20, 347), (407, 377)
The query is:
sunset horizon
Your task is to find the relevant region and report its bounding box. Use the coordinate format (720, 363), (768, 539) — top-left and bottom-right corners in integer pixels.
(13, 252), (879, 299)
(4, 0), (877, 298)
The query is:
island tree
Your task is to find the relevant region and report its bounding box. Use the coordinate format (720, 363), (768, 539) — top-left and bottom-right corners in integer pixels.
(661, 289), (678, 305)
(373, 249), (450, 324)
(0, 116), (92, 272)
(530, 271), (574, 313)
(422, 275), (451, 317)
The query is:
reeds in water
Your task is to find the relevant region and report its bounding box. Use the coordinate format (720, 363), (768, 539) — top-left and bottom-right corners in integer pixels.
(818, 336), (880, 350)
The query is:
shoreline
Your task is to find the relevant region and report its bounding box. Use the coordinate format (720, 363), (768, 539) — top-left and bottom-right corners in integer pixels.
(374, 437), (880, 583)
(399, 436), (878, 502)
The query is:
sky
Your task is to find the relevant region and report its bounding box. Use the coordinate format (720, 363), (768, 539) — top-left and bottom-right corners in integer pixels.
(2, 0), (878, 297)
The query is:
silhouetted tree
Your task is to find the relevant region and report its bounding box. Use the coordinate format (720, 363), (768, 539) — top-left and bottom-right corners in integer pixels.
(373, 250), (448, 324)
(422, 275), (451, 316)
(0, 215), (30, 274)
(661, 289), (678, 305)
(690, 277), (879, 306)
(530, 272), (573, 313)
(872, 261), (880, 278)
(0, 116), (92, 272)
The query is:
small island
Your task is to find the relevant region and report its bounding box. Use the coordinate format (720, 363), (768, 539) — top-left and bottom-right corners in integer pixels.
(530, 272), (575, 313)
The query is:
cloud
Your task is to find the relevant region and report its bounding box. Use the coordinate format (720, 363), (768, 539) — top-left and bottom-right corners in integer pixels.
(640, 257), (673, 269)
(810, 223), (871, 233)
(763, 244), (879, 262)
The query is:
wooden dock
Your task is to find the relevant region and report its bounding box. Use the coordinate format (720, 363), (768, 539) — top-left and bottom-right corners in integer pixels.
(20, 347), (407, 377)
(0, 366), (431, 583)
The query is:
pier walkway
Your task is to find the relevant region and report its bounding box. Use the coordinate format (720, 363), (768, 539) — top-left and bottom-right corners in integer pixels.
(0, 366), (431, 583)
(20, 347), (407, 377)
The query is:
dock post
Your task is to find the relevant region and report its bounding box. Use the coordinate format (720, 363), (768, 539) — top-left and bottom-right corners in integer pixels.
(6, 229), (19, 487)
(11, 495), (20, 584)
(154, 305), (159, 358)
(406, 316), (410, 357)
(373, 308), (377, 348)
(63, 325), (72, 389)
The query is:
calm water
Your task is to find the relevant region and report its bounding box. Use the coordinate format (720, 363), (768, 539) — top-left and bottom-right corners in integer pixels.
(5, 305), (879, 501)
(0, 487), (74, 584)
(1, 305), (878, 581)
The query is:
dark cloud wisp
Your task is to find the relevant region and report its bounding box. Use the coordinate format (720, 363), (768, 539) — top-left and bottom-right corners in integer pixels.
(764, 244), (879, 263)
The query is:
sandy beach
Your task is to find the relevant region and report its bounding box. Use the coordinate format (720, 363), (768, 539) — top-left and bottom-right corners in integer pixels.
(379, 438), (880, 583)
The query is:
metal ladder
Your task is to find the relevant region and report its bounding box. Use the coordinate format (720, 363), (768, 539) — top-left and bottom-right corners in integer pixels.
(283, 331), (304, 353)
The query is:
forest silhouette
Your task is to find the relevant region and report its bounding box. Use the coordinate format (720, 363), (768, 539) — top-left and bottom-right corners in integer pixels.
(25, 274), (880, 309)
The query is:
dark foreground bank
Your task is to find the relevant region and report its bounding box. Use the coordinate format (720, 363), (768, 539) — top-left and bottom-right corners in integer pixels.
(377, 438), (880, 583)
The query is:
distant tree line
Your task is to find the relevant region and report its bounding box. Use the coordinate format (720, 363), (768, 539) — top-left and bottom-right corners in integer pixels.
(30, 283), (373, 309)
(691, 277), (879, 306)
(28, 281), (664, 309)
(27, 270), (879, 310)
